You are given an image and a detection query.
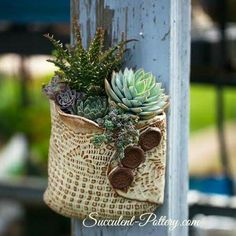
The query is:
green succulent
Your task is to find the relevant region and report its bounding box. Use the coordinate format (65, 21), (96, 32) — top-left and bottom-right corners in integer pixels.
(92, 108), (139, 153)
(105, 68), (169, 120)
(75, 96), (108, 121)
(44, 21), (134, 96)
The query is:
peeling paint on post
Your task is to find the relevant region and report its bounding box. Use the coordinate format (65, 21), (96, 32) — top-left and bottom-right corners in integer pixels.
(71, 0), (190, 235)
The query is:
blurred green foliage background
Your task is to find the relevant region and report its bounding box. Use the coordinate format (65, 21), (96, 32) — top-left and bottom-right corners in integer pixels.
(190, 85), (236, 132)
(0, 74), (52, 175)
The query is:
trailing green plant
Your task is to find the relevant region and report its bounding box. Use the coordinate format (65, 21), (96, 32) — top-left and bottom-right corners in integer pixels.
(92, 108), (139, 154)
(44, 22), (133, 96)
(74, 96), (108, 121)
(105, 68), (169, 120)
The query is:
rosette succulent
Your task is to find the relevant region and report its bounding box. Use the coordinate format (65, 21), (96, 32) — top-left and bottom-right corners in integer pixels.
(52, 86), (85, 113)
(105, 68), (169, 120)
(75, 96), (108, 121)
(56, 88), (77, 112)
(42, 75), (67, 100)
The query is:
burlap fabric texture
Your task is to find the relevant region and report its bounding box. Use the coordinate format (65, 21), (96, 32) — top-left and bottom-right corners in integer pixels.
(43, 101), (167, 219)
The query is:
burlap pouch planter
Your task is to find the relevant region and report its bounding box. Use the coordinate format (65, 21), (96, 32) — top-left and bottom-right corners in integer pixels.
(43, 101), (167, 219)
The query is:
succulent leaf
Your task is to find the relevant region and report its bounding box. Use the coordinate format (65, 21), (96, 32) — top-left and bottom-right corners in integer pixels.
(105, 79), (121, 103)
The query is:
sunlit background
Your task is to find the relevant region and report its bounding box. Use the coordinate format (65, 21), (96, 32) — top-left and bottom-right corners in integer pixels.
(0, 1), (236, 236)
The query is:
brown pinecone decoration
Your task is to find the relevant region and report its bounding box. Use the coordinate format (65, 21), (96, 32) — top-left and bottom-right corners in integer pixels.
(121, 145), (145, 169)
(139, 127), (162, 151)
(108, 167), (134, 189)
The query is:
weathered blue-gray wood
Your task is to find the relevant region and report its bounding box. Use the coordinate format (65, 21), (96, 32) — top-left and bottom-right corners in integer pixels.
(71, 0), (190, 235)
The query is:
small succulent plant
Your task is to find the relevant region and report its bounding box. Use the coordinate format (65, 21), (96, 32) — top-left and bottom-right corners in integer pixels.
(92, 108), (139, 153)
(105, 68), (169, 120)
(55, 88), (77, 112)
(42, 75), (67, 100)
(43, 78), (86, 114)
(75, 96), (108, 121)
(45, 21), (134, 96)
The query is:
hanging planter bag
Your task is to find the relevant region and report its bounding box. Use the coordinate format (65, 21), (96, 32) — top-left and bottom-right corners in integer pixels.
(43, 101), (167, 219)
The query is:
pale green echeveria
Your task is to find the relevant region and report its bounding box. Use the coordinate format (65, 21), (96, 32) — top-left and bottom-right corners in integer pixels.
(105, 68), (169, 120)
(76, 96), (108, 121)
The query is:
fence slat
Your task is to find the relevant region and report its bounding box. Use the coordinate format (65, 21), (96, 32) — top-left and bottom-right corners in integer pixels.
(71, 0), (190, 235)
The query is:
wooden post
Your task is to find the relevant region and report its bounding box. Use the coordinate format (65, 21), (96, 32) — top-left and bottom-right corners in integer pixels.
(71, 0), (190, 235)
